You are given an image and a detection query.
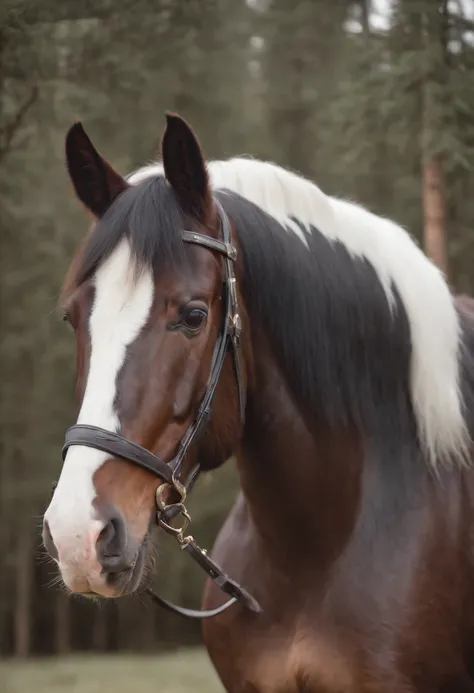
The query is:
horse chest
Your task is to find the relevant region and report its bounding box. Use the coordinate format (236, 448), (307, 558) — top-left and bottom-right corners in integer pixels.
(206, 620), (356, 693)
(247, 635), (354, 693)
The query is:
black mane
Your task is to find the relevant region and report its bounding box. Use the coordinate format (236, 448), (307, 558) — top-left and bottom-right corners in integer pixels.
(75, 176), (188, 286)
(216, 190), (417, 456)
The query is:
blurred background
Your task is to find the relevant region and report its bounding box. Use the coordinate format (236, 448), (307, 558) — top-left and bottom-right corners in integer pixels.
(1, 0), (474, 691)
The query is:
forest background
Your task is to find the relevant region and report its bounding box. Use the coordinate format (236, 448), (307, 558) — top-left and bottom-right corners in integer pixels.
(1, 0), (474, 660)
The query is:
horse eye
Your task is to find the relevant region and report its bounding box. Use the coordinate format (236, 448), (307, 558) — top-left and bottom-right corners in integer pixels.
(62, 313), (70, 324)
(182, 307), (208, 332)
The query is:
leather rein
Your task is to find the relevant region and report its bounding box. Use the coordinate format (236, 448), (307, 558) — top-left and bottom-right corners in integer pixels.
(58, 201), (262, 620)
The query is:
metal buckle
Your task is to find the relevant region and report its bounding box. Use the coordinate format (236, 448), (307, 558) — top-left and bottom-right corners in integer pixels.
(158, 505), (191, 544)
(225, 243), (237, 262)
(227, 276), (242, 346)
(232, 314), (241, 346)
(156, 484), (192, 545)
(228, 276), (238, 308)
(156, 482), (187, 509)
(171, 473), (187, 503)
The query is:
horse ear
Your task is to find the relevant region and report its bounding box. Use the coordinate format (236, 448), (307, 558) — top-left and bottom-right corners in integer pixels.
(162, 113), (211, 219)
(65, 122), (129, 218)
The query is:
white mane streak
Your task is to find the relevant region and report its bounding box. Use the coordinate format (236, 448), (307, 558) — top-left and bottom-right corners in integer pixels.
(128, 157), (469, 467)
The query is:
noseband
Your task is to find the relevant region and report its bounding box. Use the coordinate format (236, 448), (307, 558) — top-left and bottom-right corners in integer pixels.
(57, 201), (262, 619)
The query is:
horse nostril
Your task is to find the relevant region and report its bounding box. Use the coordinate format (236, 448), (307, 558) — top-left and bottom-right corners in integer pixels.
(42, 520), (58, 561)
(98, 515), (121, 554)
(96, 507), (131, 574)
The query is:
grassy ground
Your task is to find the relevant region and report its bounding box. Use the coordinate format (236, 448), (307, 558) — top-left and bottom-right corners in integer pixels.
(0, 648), (225, 693)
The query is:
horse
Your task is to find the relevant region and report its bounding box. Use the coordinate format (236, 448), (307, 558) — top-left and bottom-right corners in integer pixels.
(42, 112), (474, 691)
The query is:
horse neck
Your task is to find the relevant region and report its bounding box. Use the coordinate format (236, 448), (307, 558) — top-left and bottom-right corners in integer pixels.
(237, 344), (364, 574)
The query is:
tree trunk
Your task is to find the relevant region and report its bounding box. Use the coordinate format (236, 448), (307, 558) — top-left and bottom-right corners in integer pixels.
(420, 0), (449, 276)
(14, 529), (32, 657)
(360, 0), (370, 31)
(422, 155), (448, 274)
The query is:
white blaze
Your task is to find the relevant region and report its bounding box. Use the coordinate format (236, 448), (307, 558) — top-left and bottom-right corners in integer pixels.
(44, 239), (154, 567)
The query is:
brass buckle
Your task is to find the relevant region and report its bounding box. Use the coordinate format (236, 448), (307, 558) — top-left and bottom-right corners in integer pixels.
(155, 480), (186, 508)
(171, 473), (187, 504)
(156, 484), (192, 545)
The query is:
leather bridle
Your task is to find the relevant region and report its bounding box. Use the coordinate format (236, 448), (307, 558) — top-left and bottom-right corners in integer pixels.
(57, 200), (262, 620)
